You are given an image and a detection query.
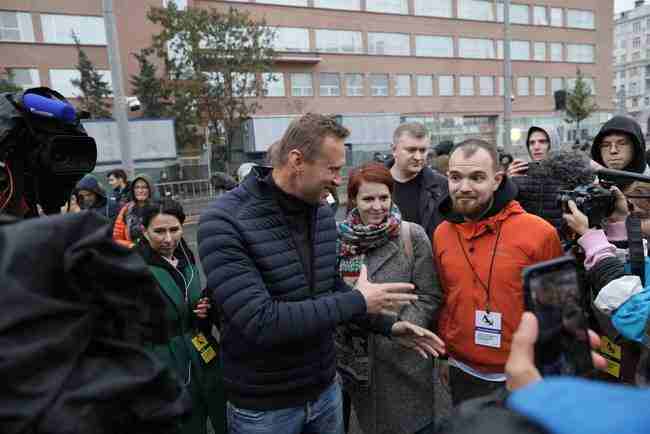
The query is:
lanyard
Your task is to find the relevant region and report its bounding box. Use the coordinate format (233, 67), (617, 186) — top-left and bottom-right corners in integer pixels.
(454, 223), (503, 313)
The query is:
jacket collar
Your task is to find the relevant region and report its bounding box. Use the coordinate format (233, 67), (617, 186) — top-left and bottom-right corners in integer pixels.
(366, 237), (401, 278)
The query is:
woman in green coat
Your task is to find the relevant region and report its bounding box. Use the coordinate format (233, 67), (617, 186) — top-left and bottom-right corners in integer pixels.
(137, 199), (226, 434)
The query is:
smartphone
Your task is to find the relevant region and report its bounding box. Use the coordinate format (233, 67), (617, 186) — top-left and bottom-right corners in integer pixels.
(522, 256), (593, 377)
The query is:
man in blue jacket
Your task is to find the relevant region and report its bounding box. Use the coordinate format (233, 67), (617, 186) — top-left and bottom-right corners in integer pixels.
(198, 113), (445, 434)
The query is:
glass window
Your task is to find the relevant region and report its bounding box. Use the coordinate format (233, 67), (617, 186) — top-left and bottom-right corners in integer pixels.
(584, 78), (596, 95)
(416, 75), (433, 96)
(551, 77), (564, 93)
(232, 73), (257, 97)
(0, 11), (34, 42)
(567, 44), (595, 63)
(567, 78), (578, 92)
(263, 73), (285, 97)
(256, 0), (308, 5)
(345, 73), (364, 96)
(567, 9), (595, 29)
(550, 8), (563, 27)
(511, 40), (530, 61)
(49, 69), (112, 98)
(291, 73), (313, 96)
(459, 0), (494, 22)
(368, 32), (410, 56)
(511, 4), (530, 25)
(163, 0), (187, 10)
(498, 76), (505, 96)
(439, 75), (454, 96)
(533, 6), (548, 26)
(7, 68), (40, 89)
(41, 14), (106, 45)
(479, 76), (494, 96)
(314, 0), (360, 10)
(633, 37), (641, 49)
(315, 30), (363, 53)
(534, 77), (546, 96)
(633, 21), (642, 33)
(395, 74), (411, 96)
(320, 73), (341, 96)
(370, 74), (389, 96)
(550, 43), (563, 61)
(534, 42), (546, 61)
(414, 0), (452, 18)
(517, 77), (529, 96)
(458, 38), (495, 59)
(366, 0), (408, 14)
(415, 36), (454, 57)
(459, 76), (474, 96)
(496, 40), (504, 59)
(271, 27), (310, 52)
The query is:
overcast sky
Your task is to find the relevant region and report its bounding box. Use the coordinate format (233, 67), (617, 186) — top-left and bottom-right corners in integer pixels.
(617, 0), (642, 13)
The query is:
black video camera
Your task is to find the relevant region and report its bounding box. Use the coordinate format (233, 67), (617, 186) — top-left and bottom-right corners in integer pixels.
(0, 87), (97, 217)
(557, 184), (615, 228)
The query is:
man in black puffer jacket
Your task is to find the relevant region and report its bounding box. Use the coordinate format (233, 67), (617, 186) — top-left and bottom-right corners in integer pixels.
(198, 113), (444, 434)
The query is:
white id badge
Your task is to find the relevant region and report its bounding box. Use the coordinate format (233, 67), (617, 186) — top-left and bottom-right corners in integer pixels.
(474, 310), (502, 348)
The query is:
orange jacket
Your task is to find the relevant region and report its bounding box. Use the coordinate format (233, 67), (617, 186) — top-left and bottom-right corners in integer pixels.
(112, 204), (134, 248)
(434, 200), (562, 373)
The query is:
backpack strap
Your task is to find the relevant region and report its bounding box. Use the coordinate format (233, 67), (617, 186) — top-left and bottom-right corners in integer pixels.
(400, 221), (413, 261)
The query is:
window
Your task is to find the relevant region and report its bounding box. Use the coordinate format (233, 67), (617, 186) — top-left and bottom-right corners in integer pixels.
(517, 77), (529, 96)
(459, 76), (474, 96)
(550, 8), (563, 27)
(415, 36), (454, 57)
(634, 21), (642, 33)
(320, 73), (341, 96)
(628, 81), (637, 95)
(439, 75), (454, 96)
(633, 37), (641, 49)
(567, 44), (595, 63)
(315, 30), (363, 53)
(511, 40), (530, 61)
(479, 76), (494, 96)
(314, 0), (360, 10)
(366, 0), (408, 14)
(567, 9), (595, 29)
(7, 68), (40, 89)
(232, 73), (257, 97)
(370, 74), (389, 96)
(551, 78), (564, 93)
(534, 42), (546, 61)
(256, 0), (308, 5)
(414, 0), (452, 18)
(263, 73), (285, 97)
(271, 27), (310, 52)
(368, 32), (410, 56)
(49, 69), (112, 98)
(498, 76), (505, 96)
(534, 77), (546, 96)
(163, 0), (187, 10)
(0, 11), (34, 42)
(41, 14), (106, 45)
(416, 75), (433, 96)
(458, 0), (494, 22)
(496, 40), (504, 59)
(395, 75), (411, 96)
(550, 43), (563, 61)
(458, 38), (495, 59)
(620, 55), (626, 63)
(633, 52), (641, 61)
(290, 73), (313, 96)
(345, 73), (364, 96)
(533, 6), (548, 26)
(584, 78), (596, 95)
(511, 4), (530, 25)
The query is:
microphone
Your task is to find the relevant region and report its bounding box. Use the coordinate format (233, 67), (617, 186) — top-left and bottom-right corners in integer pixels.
(596, 168), (650, 186)
(540, 151), (595, 189)
(22, 93), (76, 123)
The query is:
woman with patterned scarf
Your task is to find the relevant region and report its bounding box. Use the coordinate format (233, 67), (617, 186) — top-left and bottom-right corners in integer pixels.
(337, 162), (444, 434)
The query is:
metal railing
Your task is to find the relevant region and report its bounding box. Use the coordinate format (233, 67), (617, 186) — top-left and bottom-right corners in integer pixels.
(155, 179), (219, 202)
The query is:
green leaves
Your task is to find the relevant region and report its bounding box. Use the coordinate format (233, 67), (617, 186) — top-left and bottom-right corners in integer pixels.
(565, 68), (598, 130)
(71, 31), (112, 119)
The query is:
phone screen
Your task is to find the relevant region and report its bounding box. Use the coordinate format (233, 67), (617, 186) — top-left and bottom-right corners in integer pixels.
(525, 258), (593, 376)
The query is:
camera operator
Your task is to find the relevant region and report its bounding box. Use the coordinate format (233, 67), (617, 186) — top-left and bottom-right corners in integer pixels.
(0, 88), (190, 432)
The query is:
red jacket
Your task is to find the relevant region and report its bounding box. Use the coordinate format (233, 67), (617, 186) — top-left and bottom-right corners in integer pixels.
(434, 197), (562, 373)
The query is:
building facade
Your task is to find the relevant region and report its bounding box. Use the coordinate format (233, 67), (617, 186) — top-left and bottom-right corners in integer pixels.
(1, 0), (613, 166)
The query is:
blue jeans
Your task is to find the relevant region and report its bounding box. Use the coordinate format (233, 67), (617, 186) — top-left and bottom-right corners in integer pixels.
(227, 380), (344, 434)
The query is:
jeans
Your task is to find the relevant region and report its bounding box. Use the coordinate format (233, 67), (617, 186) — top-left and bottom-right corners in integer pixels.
(227, 380), (344, 434)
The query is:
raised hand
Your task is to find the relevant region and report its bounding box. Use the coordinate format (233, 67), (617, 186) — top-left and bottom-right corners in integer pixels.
(391, 320), (446, 359)
(355, 265), (417, 315)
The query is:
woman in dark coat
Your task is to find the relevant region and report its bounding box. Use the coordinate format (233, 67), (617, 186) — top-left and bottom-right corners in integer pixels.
(137, 199), (226, 434)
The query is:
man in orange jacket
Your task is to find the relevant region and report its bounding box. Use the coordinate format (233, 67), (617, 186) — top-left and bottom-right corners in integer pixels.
(433, 139), (562, 406)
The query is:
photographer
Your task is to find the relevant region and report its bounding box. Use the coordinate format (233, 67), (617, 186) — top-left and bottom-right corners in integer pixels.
(0, 88), (190, 432)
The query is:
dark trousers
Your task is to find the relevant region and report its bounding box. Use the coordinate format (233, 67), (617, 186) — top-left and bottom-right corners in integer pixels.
(449, 366), (505, 407)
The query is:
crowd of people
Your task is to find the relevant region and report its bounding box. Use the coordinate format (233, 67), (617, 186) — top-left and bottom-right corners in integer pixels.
(5, 105), (650, 434)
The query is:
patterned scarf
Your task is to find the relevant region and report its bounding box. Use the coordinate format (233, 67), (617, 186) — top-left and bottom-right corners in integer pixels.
(338, 204), (402, 281)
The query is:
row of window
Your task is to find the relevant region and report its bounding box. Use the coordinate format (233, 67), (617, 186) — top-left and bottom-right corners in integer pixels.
(238, 72), (595, 98)
(7, 68), (112, 97)
(272, 27), (596, 63)
(228, 0), (595, 29)
(0, 11), (106, 44)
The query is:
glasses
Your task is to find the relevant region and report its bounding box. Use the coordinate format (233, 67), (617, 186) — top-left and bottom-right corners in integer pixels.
(600, 141), (631, 151)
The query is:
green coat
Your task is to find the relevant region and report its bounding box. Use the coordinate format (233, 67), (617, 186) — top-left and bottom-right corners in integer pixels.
(148, 262), (226, 434)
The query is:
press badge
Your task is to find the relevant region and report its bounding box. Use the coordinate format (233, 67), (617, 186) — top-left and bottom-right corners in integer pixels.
(191, 332), (217, 364)
(475, 310), (502, 348)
